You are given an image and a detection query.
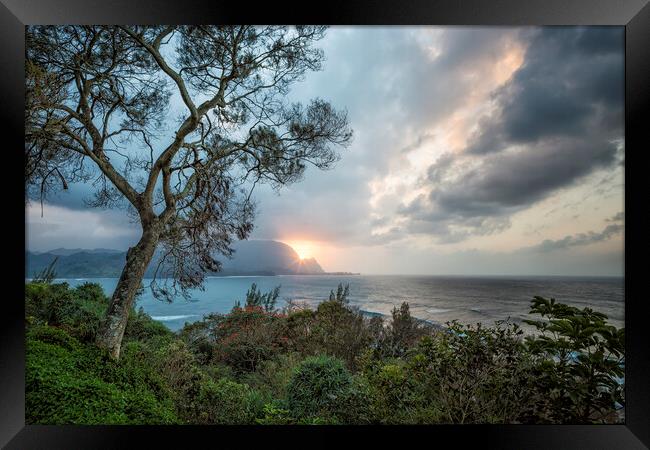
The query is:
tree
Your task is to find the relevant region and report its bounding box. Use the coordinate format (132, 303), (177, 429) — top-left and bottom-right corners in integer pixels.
(523, 296), (625, 423)
(242, 283), (280, 312)
(25, 25), (353, 359)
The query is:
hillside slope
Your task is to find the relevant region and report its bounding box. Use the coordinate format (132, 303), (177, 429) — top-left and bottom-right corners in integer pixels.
(26, 240), (325, 278)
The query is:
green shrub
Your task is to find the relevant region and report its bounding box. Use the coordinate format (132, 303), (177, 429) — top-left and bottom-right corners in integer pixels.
(25, 282), (105, 342)
(357, 319), (536, 424)
(307, 300), (372, 369)
(241, 352), (303, 399)
(25, 282), (74, 325)
(285, 308), (316, 351)
(408, 321), (535, 424)
(215, 311), (287, 373)
(375, 302), (430, 358)
(124, 307), (174, 342)
(254, 401), (335, 425)
(132, 337), (259, 424)
(358, 354), (435, 424)
(255, 402), (296, 425)
(149, 339), (207, 422)
(74, 282), (107, 304)
(194, 378), (265, 424)
(26, 327), (178, 424)
(62, 307), (102, 343)
(286, 355), (357, 422)
(23, 280), (624, 425)
(27, 325), (81, 351)
(25, 282), (50, 321)
(183, 306), (289, 373)
(523, 296), (625, 424)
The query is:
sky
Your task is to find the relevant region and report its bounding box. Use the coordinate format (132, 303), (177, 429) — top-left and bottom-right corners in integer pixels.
(26, 26), (625, 276)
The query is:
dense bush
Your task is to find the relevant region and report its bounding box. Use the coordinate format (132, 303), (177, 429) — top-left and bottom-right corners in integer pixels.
(372, 302), (431, 358)
(28, 324), (81, 351)
(182, 306), (289, 373)
(74, 282), (107, 304)
(26, 283), (217, 424)
(144, 339), (213, 422)
(286, 354), (368, 423)
(25, 281), (625, 425)
(26, 282), (104, 342)
(26, 282), (74, 325)
(523, 297), (625, 423)
(193, 378), (265, 424)
(180, 284), (293, 373)
(313, 300), (372, 369)
(404, 321), (535, 423)
(124, 307), (174, 342)
(255, 401), (297, 425)
(241, 352), (304, 399)
(26, 326), (177, 424)
(283, 298), (372, 370)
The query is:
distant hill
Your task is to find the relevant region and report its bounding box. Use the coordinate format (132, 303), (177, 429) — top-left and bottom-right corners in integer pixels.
(41, 248), (124, 256)
(221, 240), (324, 275)
(26, 251), (128, 278)
(26, 240), (325, 278)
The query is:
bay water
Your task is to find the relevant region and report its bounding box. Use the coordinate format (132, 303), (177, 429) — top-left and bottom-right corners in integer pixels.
(48, 275), (624, 333)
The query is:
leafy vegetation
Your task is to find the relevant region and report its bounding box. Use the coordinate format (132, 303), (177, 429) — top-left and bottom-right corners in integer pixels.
(522, 296), (625, 423)
(31, 256), (58, 283)
(25, 281), (624, 424)
(286, 355), (358, 423)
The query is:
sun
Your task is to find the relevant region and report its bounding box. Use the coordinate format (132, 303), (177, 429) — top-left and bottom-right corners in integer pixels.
(284, 240), (316, 260)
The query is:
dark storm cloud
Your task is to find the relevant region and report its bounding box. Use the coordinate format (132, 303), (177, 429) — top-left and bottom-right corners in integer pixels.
(435, 139), (616, 215)
(607, 211), (624, 222)
(523, 222), (623, 253)
(26, 202), (141, 252)
(40, 182), (99, 210)
(466, 27), (623, 154)
(396, 27), (624, 243)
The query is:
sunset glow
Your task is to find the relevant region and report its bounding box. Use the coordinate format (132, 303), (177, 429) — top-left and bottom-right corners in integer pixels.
(283, 240), (317, 260)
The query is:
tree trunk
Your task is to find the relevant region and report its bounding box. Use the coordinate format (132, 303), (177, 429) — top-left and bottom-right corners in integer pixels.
(95, 226), (159, 359)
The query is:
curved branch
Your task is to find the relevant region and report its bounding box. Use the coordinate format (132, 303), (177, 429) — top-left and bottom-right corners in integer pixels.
(118, 25), (198, 121)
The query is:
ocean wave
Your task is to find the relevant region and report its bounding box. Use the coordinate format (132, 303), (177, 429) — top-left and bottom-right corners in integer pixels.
(205, 275), (275, 279)
(151, 314), (199, 322)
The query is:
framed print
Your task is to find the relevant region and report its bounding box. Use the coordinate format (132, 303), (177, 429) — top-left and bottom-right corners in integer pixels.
(3, 0), (649, 448)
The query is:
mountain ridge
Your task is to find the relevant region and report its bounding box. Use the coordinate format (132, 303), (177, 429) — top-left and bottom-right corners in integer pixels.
(26, 240), (328, 278)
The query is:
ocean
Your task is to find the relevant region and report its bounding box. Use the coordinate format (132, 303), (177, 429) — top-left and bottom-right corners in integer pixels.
(45, 275), (625, 333)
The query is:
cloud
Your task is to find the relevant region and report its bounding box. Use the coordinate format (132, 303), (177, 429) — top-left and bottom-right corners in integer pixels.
(523, 222), (623, 253)
(607, 211), (624, 222)
(25, 27), (532, 249)
(251, 27), (528, 246)
(518, 212), (624, 254)
(466, 27), (623, 155)
(399, 138), (618, 238)
(392, 27), (624, 244)
(26, 27), (624, 277)
(26, 203), (140, 251)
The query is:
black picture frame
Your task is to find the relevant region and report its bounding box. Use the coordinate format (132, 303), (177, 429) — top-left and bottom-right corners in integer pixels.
(2, 0), (648, 448)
